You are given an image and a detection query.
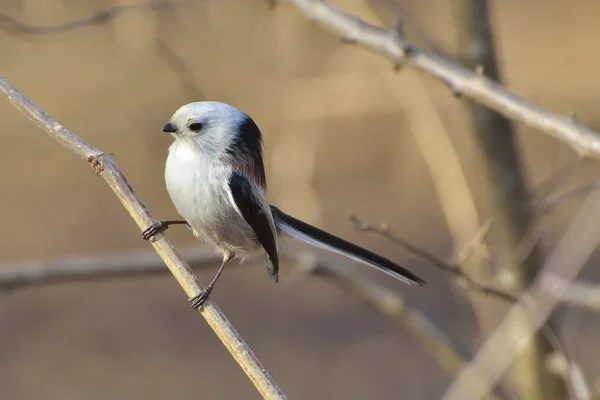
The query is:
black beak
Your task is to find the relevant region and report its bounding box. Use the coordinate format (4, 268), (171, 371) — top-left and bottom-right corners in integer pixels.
(162, 122), (177, 133)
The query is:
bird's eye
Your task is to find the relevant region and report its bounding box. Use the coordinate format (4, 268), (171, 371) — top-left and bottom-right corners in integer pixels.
(188, 122), (203, 132)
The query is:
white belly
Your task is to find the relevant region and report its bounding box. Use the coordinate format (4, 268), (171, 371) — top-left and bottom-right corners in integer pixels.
(164, 140), (260, 255)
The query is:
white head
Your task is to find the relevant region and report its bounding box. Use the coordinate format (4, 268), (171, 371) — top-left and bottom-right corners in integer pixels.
(161, 101), (267, 187)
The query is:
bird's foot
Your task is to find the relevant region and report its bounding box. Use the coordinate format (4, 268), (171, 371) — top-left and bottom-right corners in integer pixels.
(188, 286), (213, 309)
(141, 221), (169, 240)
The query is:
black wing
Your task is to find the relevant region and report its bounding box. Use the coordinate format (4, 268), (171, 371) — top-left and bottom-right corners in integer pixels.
(229, 171), (279, 282)
(227, 113), (267, 190)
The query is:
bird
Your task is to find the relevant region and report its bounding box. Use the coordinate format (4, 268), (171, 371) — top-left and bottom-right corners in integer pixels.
(142, 101), (425, 308)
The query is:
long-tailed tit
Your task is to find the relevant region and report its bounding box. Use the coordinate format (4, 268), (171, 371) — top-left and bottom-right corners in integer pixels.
(142, 101), (425, 308)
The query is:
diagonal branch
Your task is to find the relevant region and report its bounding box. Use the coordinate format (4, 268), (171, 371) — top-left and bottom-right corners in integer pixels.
(0, 77), (286, 400)
(284, 0), (600, 159)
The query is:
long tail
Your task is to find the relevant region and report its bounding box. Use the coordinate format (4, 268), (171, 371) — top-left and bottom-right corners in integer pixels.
(270, 206), (425, 286)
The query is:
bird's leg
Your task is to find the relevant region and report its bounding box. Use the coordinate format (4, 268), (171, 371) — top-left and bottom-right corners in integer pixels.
(141, 220), (189, 240)
(189, 252), (234, 309)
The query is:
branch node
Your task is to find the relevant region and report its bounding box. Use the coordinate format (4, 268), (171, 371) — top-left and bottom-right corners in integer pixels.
(86, 152), (112, 175)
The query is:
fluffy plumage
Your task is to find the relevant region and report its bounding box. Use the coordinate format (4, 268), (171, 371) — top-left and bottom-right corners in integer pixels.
(164, 102), (276, 260)
(147, 101), (424, 308)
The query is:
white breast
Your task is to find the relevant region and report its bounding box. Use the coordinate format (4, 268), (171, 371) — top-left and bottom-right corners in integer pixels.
(164, 139), (261, 255)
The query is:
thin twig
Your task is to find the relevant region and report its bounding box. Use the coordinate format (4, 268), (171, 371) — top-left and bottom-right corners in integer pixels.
(284, 0), (600, 159)
(442, 187), (600, 400)
(0, 0), (187, 35)
(349, 213), (586, 398)
(451, 219), (493, 266)
(349, 213), (515, 303)
(6, 0), (600, 160)
(0, 78), (286, 400)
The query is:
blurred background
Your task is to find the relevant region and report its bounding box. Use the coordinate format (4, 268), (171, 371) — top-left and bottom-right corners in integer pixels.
(1, 0), (600, 398)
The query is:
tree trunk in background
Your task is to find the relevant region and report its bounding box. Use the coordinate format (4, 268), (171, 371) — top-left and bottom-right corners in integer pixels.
(453, 0), (565, 399)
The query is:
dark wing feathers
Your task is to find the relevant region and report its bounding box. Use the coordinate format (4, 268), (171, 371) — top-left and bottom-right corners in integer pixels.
(229, 171), (279, 282)
(226, 114), (267, 190)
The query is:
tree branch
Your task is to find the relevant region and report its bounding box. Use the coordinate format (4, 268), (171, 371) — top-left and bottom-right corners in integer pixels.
(349, 213), (587, 399)
(441, 187), (600, 400)
(0, 243), (502, 400)
(349, 214), (515, 302)
(0, 78), (286, 400)
(6, 0), (600, 161)
(284, 0), (600, 159)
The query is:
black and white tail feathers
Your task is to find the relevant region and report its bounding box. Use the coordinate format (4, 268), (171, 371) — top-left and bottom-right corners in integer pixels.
(270, 206), (425, 286)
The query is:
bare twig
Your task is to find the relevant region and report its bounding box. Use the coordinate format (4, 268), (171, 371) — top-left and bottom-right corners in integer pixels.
(0, 0), (187, 35)
(451, 219), (493, 266)
(0, 78), (286, 400)
(349, 214), (514, 303)
(350, 213), (587, 398)
(7, 0), (600, 160)
(284, 0), (600, 159)
(442, 187), (600, 400)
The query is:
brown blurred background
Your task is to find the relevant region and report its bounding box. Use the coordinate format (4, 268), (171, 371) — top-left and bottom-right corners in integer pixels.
(1, 0), (600, 398)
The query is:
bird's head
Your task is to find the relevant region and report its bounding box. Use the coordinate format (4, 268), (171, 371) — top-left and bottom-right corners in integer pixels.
(161, 101), (263, 159)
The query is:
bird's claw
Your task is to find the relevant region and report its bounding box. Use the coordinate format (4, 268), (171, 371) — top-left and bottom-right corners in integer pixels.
(188, 287), (213, 309)
(141, 221), (168, 240)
